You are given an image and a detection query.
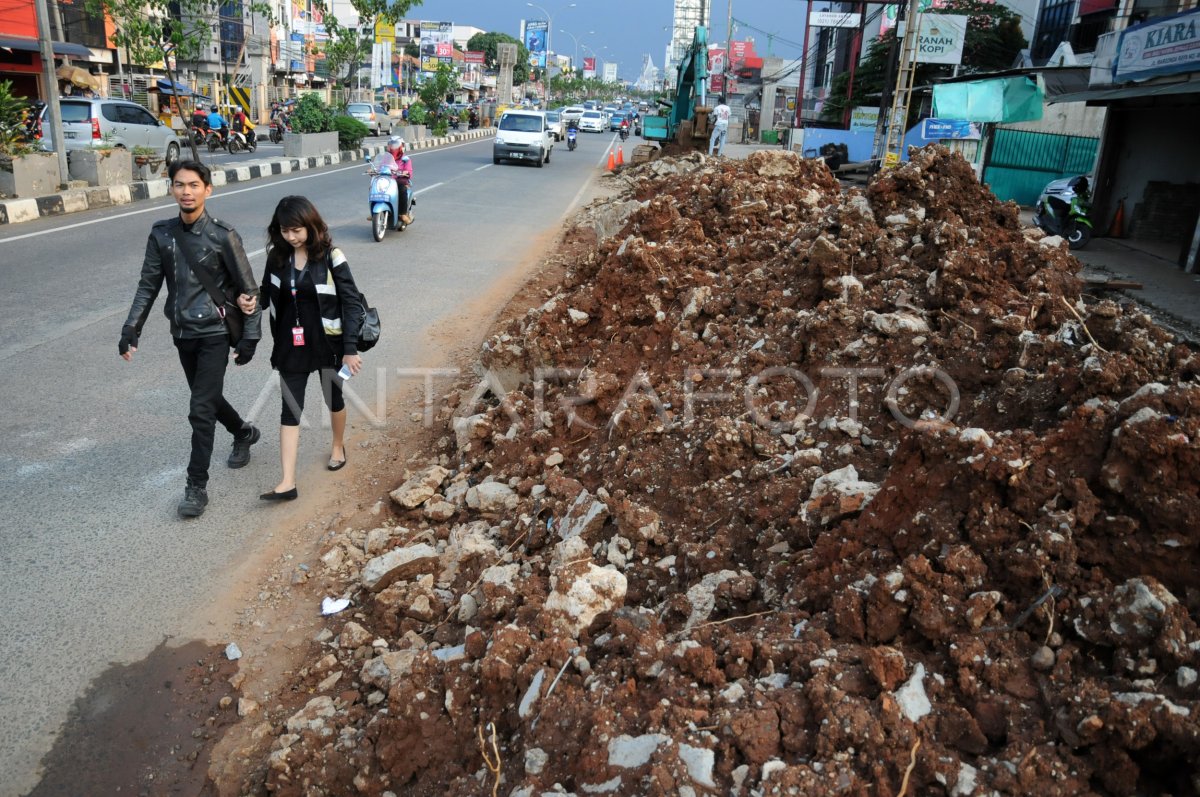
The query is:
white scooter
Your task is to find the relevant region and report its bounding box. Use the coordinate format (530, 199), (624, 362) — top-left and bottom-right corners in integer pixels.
(365, 152), (414, 242)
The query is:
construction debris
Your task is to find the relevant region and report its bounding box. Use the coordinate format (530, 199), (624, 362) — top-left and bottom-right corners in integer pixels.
(257, 148), (1199, 797)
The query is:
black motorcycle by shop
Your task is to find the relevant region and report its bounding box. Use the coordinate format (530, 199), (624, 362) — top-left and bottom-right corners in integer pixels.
(1033, 175), (1093, 250)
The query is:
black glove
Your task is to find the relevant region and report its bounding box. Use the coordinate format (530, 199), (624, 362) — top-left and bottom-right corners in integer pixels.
(118, 325), (139, 356)
(233, 338), (257, 366)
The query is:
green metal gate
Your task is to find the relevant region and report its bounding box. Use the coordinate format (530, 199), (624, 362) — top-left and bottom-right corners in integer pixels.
(983, 128), (1099, 206)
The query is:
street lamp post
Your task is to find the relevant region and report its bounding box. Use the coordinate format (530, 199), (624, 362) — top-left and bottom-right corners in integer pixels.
(527, 2), (574, 104)
(558, 28), (593, 76)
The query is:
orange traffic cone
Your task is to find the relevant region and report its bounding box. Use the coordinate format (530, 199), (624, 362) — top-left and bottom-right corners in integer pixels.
(1107, 198), (1126, 238)
(616, 145), (624, 166)
(607, 149), (615, 171)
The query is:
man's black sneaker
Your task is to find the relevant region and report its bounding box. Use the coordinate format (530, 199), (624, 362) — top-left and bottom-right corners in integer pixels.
(178, 485), (209, 518)
(227, 424), (260, 469)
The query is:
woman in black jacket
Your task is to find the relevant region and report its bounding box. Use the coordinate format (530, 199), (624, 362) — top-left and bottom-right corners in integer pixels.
(259, 196), (365, 500)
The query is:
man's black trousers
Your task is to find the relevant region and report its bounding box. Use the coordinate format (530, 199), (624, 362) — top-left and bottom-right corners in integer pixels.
(175, 335), (244, 488)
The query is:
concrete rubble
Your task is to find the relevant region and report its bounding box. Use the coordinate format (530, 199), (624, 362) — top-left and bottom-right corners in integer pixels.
(252, 147), (1200, 796)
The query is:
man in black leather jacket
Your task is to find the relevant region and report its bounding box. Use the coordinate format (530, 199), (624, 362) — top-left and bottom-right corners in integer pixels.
(119, 159), (262, 518)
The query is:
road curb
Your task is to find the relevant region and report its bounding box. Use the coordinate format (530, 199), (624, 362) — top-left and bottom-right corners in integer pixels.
(0, 128), (495, 226)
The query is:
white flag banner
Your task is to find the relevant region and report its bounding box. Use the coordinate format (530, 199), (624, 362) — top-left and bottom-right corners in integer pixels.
(916, 14), (968, 65)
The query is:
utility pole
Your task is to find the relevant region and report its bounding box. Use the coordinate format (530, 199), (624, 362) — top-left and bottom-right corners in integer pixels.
(842, 1), (866, 128)
(794, 0), (812, 129)
(34, 0), (69, 187)
(872, 0), (915, 165)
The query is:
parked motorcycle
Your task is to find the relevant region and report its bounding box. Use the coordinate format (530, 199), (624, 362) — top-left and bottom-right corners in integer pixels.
(366, 152), (413, 242)
(567, 125), (577, 151)
(1033, 175), (1093, 250)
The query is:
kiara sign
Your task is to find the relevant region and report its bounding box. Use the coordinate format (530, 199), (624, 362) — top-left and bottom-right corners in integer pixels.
(1114, 8), (1200, 82)
(916, 14), (968, 65)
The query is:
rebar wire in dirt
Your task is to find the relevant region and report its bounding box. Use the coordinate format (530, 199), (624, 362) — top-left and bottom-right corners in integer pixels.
(981, 584), (1065, 633)
(478, 721), (502, 797)
(1060, 296), (1109, 353)
(895, 738), (922, 797)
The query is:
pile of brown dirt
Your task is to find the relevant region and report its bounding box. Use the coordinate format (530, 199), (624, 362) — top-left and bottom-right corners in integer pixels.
(255, 147), (1200, 797)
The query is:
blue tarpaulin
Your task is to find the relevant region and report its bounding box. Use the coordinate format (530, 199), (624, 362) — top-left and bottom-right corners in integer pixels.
(933, 76), (1044, 123)
(154, 79), (192, 96)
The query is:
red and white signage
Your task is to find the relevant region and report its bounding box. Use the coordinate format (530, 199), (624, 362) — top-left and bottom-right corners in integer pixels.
(465, 50), (485, 64)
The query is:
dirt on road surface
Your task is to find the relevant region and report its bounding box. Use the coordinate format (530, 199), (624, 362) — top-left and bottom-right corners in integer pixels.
(222, 148), (1198, 796)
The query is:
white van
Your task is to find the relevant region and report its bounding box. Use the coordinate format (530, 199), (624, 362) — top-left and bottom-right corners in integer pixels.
(493, 110), (555, 167)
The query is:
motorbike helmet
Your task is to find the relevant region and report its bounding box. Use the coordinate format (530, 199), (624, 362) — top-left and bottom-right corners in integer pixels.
(211, 105), (218, 112)
(386, 135), (406, 155)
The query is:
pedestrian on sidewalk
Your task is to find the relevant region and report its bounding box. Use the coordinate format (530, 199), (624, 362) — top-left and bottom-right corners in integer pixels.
(257, 196), (366, 502)
(119, 159), (263, 518)
(709, 95), (731, 157)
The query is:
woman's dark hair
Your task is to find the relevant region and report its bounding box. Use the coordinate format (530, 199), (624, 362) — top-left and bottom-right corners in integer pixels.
(266, 195), (333, 268)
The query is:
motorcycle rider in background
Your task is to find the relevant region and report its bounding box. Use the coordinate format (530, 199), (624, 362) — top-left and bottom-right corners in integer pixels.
(232, 106), (256, 148)
(384, 136), (414, 225)
(207, 105), (229, 146)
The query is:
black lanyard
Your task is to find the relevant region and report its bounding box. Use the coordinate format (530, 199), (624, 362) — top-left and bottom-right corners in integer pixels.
(288, 254), (303, 328)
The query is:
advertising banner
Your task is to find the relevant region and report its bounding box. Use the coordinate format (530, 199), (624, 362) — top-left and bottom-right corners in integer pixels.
(374, 20), (395, 44)
(710, 73), (724, 92)
(850, 106), (879, 131)
(916, 14), (968, 65)
(420, 21), (454, 72)
(921, 117), (982, 139)
(810, 11), (861, 28)
(525, 19), (548, 68)
(465, 50), (485, 64)
(603, 62), (618, 83)
(1114, 8), (1200, 82)
(583, 56), (596, 78)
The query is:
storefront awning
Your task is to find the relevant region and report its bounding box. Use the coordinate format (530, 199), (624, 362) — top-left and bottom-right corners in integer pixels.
(153, 79), (192, 96)
(0, 35), (92, 58)
(1049, 79), (1200, 104)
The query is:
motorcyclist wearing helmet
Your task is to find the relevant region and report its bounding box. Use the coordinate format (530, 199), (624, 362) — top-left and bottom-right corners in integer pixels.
(384, 136), (414, 224)
(207, 105), (229, 143)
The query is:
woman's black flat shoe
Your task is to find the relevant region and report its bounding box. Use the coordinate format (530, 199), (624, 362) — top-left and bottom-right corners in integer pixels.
(260, 488), (298, 501)
(328, 455), (347, 471)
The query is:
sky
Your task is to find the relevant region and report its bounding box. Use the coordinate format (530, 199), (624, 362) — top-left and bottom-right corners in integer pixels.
(404, 0), (820, 81)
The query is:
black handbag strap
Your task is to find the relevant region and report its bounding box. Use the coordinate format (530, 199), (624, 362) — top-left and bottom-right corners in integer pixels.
(168, 225), (229, 318)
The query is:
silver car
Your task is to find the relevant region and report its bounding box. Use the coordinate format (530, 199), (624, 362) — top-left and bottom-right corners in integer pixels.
(345, 102), (392, 136)
(39, 98), (183, 163)
(543, 111), (565, 141)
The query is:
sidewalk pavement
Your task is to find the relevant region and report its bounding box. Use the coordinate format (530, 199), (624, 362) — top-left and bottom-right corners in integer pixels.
(0, 128), (495, 226)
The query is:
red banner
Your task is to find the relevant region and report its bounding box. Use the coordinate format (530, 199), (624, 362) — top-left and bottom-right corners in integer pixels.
(710, 73), (725, 93)
(465, 50), (485, 64)
(583, 56), (596, 72)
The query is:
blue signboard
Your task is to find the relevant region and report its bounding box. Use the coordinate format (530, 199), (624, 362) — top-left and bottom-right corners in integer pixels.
(1114, 8), (1200, 82)
(921, 117), (983, 140)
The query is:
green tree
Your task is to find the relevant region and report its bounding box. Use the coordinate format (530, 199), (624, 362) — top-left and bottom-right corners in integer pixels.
(85, 0), (264, 160)
(312, 0), (421, 93)
(821, 0), (1027, 125)
(417, 62), (459, 111)
(466, 31), (530, 85)
(0, 80), (32, 157)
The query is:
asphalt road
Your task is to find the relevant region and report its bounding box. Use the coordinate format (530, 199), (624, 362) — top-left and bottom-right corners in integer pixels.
(0, 129), (619, 796)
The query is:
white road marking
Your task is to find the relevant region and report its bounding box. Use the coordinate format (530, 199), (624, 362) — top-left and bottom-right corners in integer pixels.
(0, 138), (487, 245)
(474, 164), (491, 171)
(414, 182), (443, 195)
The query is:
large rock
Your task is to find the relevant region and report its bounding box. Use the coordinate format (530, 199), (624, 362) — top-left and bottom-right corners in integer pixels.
(360, 543), (439, 592)
(359, 649), (417, 690)
(467, 481), (518, 513)
(389, 465), (450, 508)
(803, 465), (879, 524)
(544, 564), (627, 636)
(558, 490), (610, 541)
